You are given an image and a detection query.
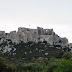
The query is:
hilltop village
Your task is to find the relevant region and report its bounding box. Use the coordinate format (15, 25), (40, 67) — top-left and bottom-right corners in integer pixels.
(0, 27), (68, 47)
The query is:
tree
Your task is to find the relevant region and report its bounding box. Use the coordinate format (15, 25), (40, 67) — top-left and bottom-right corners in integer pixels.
(46, 57), (58, 72)
(63, 52), (72, 59)
(0, 57), (16, 72)
(54, 59), (72, 72)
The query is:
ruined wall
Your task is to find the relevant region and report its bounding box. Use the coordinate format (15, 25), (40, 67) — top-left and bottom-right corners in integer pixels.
(18, 27), (38, 42)
(0, 31), (5, 43)
(38, 35), (53, 45)
(5, 31), (19, 43)
(0, 27), (69, 47)
(61, 37), (68, 47)
(0, 31), (5, 38)
(37, 27), (44, 35)
(44, 29), (53, 35)
(37, 27), (53, 35)
(53, 34), (68, 47)
(18, 27), (28, 42)
(9, 31), (19, 43)
(30, 29), (38, 42)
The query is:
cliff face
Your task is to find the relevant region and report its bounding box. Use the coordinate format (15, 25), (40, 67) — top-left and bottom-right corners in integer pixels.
(0, 27), (68, 46)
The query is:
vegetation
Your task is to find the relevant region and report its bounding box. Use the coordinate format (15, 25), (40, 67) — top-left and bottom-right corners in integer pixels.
(0, 41), (72, 72)
(0, 52), (72, 72)
(1, 41), (63, 60)
(0, 56), (16, 72)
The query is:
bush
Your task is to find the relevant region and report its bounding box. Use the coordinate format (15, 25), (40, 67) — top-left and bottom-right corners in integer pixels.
(46, 57), (58, 72)
(54, 59), (72, 72)
(63, 52), (72, 59)
(0, 57), (16, 72)
(16, 62), (45, 72)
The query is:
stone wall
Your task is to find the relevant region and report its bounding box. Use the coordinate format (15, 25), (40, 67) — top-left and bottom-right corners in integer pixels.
(0, 27), (69, 47)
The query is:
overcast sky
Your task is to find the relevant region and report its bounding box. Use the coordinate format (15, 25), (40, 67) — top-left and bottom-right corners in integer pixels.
(0, 0), (72, 43)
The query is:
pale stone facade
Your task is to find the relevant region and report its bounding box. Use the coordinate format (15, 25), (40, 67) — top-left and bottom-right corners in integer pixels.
(0, 27), (68, 47)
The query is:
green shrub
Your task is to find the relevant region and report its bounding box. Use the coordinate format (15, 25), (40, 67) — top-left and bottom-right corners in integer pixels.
(63, 52), (72, 59)
(0, 57), (16, 72)
(54, 59), (72, 72)
(16, 62), (45, 72)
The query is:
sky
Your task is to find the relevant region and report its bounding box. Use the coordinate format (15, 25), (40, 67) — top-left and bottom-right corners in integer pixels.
(0, 0), (72, 43)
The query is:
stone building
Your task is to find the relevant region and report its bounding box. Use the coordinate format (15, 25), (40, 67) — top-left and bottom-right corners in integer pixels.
(0, 27), (68, 47)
